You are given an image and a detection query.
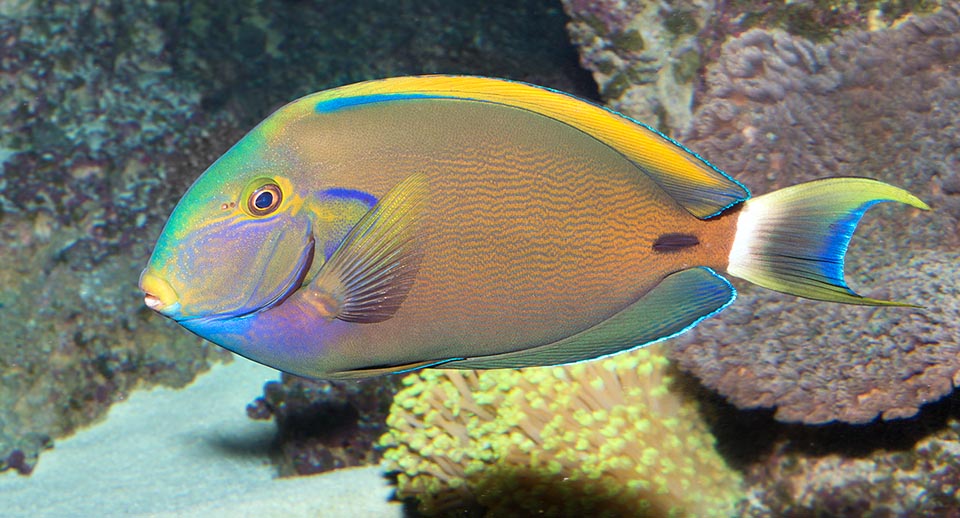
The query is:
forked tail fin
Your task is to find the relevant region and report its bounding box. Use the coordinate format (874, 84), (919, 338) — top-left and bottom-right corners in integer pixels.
(726, 178), (929, 306)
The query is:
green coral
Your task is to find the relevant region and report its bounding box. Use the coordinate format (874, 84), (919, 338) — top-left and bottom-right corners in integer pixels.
(380, 347), (744, 517)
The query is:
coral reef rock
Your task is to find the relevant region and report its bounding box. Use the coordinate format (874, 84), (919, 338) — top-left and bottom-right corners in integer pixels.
(561, 0), (713, 134)
(561, 1), (949, 137)
(246, 374), (400, 477)
(380, 347), (744, 517)
(671, 6), (960, 424)
(0, 0), (595, 474)
(736, 408), (960, 516)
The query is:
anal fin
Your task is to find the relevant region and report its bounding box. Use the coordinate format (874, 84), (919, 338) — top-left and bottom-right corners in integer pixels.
(331, 358), (458, 379)
(445, 267), (736, 369)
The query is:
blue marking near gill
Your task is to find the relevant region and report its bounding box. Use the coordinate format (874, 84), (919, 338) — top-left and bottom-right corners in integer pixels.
(318, 188), (380, 260)
(320, 187), (379, 208)
(315, 93), (453, 113)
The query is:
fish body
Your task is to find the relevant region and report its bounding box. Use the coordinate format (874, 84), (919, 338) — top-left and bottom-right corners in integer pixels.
(140, 76), (928, 379)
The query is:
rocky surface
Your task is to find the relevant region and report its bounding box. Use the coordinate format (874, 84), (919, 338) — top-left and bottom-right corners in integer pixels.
(671, 6), (960, 424)
(0, 0), (594, 475)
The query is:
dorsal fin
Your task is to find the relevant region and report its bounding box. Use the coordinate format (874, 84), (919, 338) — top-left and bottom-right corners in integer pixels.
(298, 75), (750, 218)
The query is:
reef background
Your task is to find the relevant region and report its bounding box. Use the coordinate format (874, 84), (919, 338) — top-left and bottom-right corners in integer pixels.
(0, 0), (593, 475)
(2, 1), (959, 516)
(560, 1), (960, 514)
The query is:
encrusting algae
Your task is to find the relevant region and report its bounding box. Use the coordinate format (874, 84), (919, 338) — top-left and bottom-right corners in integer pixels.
(379, 346), (744, 517)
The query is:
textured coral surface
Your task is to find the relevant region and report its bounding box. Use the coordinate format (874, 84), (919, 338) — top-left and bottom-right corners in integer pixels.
(0, 1), (232, 476)
(562, 0), (948, 136)
(703, 388), (960, 516)
(668, 6), (960, 424)
(380, 347), (744, 517)
(561, 0), (714, 133)
(0, 0), (593, 475)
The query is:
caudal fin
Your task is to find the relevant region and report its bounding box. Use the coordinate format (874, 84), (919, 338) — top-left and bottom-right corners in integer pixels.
(726, 178), (929, 306)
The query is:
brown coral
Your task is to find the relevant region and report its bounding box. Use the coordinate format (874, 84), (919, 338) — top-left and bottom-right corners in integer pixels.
(669, 6), (960, 424)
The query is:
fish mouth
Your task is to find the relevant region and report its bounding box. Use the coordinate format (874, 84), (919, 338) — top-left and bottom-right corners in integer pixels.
(140, 270), (181, 316)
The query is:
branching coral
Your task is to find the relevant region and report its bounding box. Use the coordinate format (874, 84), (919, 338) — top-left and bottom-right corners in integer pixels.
(380, 347), (743, 517)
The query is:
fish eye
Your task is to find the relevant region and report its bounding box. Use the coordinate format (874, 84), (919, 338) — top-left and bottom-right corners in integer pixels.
(245, 181), (283, 217)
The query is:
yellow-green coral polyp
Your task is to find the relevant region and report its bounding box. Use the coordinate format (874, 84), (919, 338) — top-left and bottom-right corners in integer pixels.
(379, 347), (744, 517)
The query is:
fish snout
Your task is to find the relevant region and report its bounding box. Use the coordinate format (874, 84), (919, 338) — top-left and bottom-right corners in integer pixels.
(139, 269), (180, 316)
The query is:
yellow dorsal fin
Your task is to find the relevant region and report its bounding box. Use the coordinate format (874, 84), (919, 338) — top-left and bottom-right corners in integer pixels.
(300, 75), (749, 218)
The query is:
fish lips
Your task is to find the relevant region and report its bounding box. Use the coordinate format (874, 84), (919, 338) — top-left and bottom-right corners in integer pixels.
(139, 269), (182, 317)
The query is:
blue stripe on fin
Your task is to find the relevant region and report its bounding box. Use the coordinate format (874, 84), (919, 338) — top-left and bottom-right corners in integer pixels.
(816, 200), (881, 289)
(316, 93), (454, 113)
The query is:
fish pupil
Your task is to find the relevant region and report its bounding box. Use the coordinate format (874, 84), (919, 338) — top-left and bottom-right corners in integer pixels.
(255, 191), (274, 209)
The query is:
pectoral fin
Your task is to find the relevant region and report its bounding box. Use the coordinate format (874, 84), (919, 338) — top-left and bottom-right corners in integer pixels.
(444, 267), (736, 369)
(305, 173), (428, 323)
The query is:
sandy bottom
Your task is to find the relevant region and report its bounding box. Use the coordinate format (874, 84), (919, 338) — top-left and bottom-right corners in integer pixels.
(0, 358), (403, 517)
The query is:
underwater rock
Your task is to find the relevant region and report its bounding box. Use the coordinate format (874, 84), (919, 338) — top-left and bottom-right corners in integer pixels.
(379, 347), (744, 517)
(561, 0), (713, 134)
(0, 217), (229, 475)
(0, 1), (232, 476)
(670, 6), (960, 424)
(246, 374), (400, 477)
(0, 0), (595, 474)
(559, 0), (933, 136)
(733, 400), (960, 516)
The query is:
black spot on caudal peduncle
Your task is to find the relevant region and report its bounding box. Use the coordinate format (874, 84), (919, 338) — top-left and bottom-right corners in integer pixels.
(652, 233), (699, 252)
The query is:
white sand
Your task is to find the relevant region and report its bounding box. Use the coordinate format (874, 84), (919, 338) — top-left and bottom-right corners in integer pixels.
(0, 358), (403, 517)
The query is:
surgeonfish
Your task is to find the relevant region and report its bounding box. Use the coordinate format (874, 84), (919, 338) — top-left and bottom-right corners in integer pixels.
(139, 76), (929, 380)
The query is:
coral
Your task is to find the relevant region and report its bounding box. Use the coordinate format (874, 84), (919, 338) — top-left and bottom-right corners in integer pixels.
(246, 373), (399, 477)
(379, 347), (744, 517)
(0, 1), (234, 476)
(669, 6), (960, 424)
(561, 0), (713, 134)
(562, 1), (948, 137)
(0, 0), (596, 474)
(731, 396), (960, 517)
